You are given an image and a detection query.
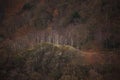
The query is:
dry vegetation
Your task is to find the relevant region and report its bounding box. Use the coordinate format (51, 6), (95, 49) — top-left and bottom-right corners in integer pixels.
(1, 43), (119, 80)
(0, 0), (120, 80)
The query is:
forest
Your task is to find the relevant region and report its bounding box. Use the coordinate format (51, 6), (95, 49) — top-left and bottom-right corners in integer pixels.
(0, 0), (120, 80)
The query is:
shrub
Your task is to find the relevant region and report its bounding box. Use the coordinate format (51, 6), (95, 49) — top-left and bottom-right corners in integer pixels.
(103, 38), (120, 49)
(70, 11), (80, 23)
(0, 35), (5, 42)
(71, 11), (80, 19)
(22, 3), (33, 10)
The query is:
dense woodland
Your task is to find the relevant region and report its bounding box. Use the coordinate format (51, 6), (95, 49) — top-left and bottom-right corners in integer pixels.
(0, 0), (120, 80)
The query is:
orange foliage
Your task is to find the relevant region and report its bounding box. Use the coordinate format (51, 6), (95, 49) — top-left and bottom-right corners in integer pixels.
(53, 8), (59, 17)
(39, 0), (45, 5)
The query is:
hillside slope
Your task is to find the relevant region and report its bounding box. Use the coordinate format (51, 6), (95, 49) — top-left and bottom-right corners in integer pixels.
(0, 43), (119, 80)
(0, 0), (119, 80)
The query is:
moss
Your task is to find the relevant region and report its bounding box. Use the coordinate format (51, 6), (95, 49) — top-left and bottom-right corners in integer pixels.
(62, 45), (76, 51)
